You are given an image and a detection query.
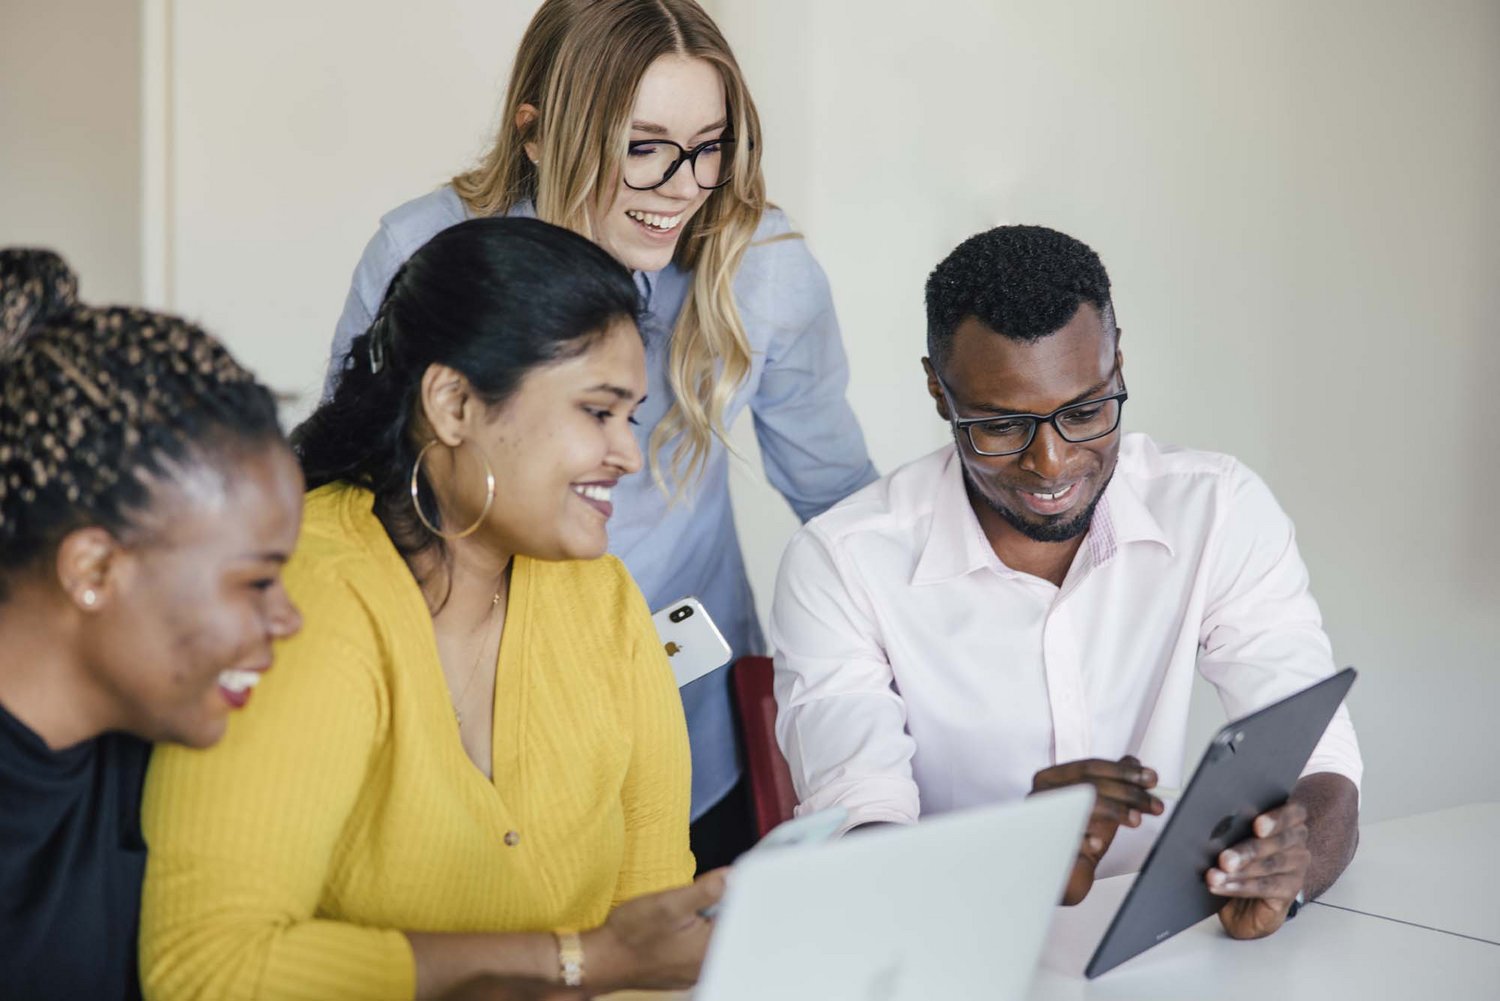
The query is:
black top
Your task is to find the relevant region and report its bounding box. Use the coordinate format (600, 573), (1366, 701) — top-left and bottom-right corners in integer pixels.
(0, 698), (150, 1001)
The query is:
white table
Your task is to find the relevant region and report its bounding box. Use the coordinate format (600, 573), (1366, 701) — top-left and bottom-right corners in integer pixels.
(1315, 802), (1499, 944)
(1029, 871), (1500, 1000)
(611, 805), (1500, 1001)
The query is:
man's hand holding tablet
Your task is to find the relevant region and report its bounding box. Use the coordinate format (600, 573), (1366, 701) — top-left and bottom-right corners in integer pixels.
(1205, 796), (1311, 938)
(1206, 769), (1359, 939)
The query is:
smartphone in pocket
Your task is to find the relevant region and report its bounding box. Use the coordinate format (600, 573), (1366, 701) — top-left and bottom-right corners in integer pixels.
(651, 597), (732, 688)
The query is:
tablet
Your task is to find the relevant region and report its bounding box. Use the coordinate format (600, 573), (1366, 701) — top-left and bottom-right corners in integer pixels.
(1085, 666), (1358, 978)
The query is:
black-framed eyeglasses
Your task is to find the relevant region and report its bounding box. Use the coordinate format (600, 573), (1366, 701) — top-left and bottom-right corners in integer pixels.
(623, 137), (736, 191)
(939, 376), (1128, 457)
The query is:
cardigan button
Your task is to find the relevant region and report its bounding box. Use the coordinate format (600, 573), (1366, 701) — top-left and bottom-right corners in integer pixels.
(503, 830), (520, 847)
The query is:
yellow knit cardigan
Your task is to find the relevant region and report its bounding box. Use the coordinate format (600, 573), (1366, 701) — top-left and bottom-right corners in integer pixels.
(140, 484), (694, 1000)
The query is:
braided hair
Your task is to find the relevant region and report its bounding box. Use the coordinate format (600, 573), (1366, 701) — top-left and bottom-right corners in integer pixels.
(0, 248), (283, 598)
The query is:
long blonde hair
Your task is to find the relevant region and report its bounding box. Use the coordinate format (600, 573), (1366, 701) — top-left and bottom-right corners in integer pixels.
(453, 0), (767, 493)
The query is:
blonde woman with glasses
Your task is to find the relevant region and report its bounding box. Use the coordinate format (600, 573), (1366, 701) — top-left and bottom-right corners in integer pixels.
(327, 0), (877, 867)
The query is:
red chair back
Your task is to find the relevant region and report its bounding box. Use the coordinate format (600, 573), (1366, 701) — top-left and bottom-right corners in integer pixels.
(730, 656), (799, 838)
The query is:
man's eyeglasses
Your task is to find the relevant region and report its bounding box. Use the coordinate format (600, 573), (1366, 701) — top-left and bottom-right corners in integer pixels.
(623, 137), (735, 191)
(939, 377), (1128, 457)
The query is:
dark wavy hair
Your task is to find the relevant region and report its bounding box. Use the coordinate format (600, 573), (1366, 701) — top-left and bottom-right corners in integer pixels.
(925, 225), (1115, 370)
(292, 216), (641, 569)
(0, 248), (283, 599)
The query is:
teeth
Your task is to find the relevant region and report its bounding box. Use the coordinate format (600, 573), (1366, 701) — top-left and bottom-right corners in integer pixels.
(217, 669), (262, 693)
(1028, 485), (1072, 501)
(625, 209), (681, 231)
(572, 484), (613, 502)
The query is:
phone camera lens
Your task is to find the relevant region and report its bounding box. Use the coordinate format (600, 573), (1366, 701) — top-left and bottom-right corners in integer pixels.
(670, 606), (693, 622)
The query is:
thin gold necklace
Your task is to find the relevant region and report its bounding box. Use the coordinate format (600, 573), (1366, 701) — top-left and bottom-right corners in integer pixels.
(454, 588), (503, 727)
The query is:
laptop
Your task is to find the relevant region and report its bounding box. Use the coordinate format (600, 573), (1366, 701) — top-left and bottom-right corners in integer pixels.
(694, 786), (1093, 1001)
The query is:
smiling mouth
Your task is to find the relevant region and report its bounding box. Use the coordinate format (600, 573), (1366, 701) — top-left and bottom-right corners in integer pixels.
(572, 482), (615, 518)
(625, 209), (683, 234)
(573, 483), (612, 502)
(1017, 480), (1082, 514)
(217, 667), (266, 709)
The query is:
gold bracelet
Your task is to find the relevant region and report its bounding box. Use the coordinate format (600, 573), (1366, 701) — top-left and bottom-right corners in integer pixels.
(555, 930), (584, 988)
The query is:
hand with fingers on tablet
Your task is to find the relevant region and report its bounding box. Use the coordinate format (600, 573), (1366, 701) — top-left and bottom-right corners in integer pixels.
(1030, 755), (1166, 905)
(1205, 797), (1311, 939)
(1204, 766), (1363, 940)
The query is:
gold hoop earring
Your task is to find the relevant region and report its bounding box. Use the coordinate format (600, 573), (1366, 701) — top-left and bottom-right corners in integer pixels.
(409, 440), (496, 540)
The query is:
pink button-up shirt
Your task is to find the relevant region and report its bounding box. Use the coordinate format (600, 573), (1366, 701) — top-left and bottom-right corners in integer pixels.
(770, 434), (1361, 874)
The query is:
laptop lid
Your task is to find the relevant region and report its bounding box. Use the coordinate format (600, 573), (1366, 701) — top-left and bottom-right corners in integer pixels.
(695, 786), (1092, 1001)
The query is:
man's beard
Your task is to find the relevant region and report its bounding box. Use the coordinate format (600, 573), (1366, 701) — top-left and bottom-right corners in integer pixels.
(973, 470), (1114, 544)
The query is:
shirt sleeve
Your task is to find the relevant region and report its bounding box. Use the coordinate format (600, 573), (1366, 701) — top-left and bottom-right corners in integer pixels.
(743, 229), (879, 523)
(612, 572), (696, 903)
(769, 525), (920, 833)
(324, 224), (407, 401)
(1197, 460), (1363, 794)
(139, 573), (415, 1001)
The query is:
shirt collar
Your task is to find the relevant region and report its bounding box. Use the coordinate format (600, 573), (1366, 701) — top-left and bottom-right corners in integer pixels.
(910, 447), (1172, 587)
(1093, 464), (1174, 562)
(634, 268), (656, 307)
(911, 448), (1002, 586)
(510, 198), (657, 306)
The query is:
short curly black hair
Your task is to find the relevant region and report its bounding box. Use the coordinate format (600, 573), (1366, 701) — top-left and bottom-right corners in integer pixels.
(925, 225), (1114, 370)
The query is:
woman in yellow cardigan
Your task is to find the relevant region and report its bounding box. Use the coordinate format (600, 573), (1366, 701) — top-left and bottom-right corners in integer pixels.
(140, 218), (721, 1001)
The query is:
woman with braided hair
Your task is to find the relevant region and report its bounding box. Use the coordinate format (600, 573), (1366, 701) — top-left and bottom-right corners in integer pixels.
(0, 248), (304, 1000)
(140, 218), (723, 1001)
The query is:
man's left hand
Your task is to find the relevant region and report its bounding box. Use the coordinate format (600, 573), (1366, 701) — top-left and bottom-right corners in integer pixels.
(1206, 799), (1311, 940)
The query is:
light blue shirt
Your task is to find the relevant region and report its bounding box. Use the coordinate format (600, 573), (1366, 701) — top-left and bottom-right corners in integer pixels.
(328, 187), (878, 818)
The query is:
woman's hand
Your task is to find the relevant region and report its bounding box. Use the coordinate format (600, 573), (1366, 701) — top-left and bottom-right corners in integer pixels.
(438, 975), (584, 1001)
(582, 870), (727, 991)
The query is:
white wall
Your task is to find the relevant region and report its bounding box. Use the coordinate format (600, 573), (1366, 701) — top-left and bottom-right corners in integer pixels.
(161, 0), (532, 405)
(6, 1), (1496, 824)
(713, 0), (1500, 823)
(0, 0), (142, 303)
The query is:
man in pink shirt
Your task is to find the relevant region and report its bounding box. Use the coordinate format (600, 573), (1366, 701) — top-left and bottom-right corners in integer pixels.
(771, 225), (1360, 939)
